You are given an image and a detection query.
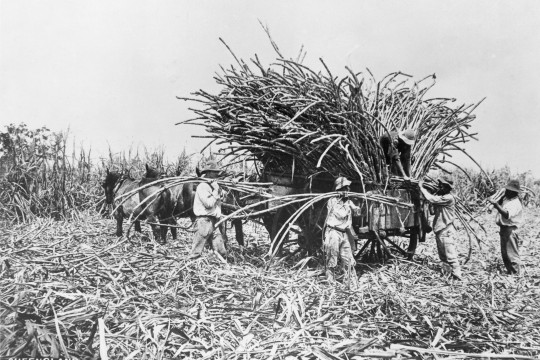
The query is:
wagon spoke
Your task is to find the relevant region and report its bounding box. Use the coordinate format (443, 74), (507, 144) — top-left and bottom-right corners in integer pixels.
(354, 238), (372, 259)
(384, 237), (409, 256)
(375, 236), (393, 260)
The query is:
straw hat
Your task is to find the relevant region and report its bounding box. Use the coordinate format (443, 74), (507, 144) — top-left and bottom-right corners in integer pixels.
(505, 179), (521, 193)
(334, 176), (352, 191)
(398, 129), (416, 146)
(201, 159), (223, 174)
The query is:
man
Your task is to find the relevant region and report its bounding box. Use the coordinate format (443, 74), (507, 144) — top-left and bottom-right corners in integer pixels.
(380, 129), (416, 180)
(380, 128), (431, 242)
(419, 177), (463, 280)
(190, 160), (228, 260)
(489, 179), (523, 275)
(324, 176), (360, 283)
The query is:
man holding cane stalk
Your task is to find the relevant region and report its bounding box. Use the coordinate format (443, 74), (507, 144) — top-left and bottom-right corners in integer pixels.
(488, 179), (523, 276)
(419, 177), (463, 280)
(190, 160), (228, 261)
(324, 176), (360, 286)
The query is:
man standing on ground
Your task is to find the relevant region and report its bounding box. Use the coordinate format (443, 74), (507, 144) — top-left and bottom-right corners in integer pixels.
(489, 179), (523, 275)
(419, 177), (463, 280)
(190, 160), (228, 260)
(380, 129), (416, 180)
(324, 176), (360, 284)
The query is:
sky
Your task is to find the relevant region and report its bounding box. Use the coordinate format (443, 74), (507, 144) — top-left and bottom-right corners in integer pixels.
(1, 1), (539, 175)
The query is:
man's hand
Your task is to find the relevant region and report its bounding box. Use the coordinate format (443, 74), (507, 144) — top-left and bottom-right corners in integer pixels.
(403, 176), (410, 182)
(488, 198), (497, 205)
(419, 180), (424, 188)
(210, 179), (221, 197)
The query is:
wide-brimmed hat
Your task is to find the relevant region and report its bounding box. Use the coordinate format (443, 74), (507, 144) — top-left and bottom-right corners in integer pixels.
(505, 179), (521, 193)
(398, 129), (416, 146)
(334, 176), (352, 191)
(200, 160), (223, 174)
(438, 176), (454, 189)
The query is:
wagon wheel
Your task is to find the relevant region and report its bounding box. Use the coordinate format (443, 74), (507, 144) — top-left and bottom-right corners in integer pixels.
(354, 232), (390, 263)
(355, 230), (413, 263)
(404, 207), (428, 260)
(354, 196), (427, 262)
(354, 222), (423, 262)
(387, 227), (420, 260)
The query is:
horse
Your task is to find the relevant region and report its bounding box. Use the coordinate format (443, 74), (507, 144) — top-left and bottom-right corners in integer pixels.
(102, 169), (173, 242)
(144, 164), (196, 240)
(144, 164), (282, 251)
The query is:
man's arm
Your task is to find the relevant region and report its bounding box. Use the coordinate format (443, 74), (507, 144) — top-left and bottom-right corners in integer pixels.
(327, 197), (337, 210)
(394, 159), (409, 179)
(401, 149), (411, 177)
(419, 185), (438, 203)
(347, 200), (361, 216)
(419, 181), (452, 205)
(488, 198), (509, 219)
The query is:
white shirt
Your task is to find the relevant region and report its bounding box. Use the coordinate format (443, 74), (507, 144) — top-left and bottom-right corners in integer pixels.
(420, 188), (456, 233)
(193, 182), (222, 218)
(496, 197), (523, 228)
(326, 197), (359, 230)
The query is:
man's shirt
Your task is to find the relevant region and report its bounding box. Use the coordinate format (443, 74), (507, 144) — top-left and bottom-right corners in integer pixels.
(193, 182), (221, 218)
(421, 190), (456, 233)
(326, 197), (359, 230)
(496, 196), (523, 228)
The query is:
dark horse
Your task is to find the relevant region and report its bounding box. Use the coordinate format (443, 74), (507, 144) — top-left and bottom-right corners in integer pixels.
(144, 164), (195, 240)
(102, 169), (173, 242)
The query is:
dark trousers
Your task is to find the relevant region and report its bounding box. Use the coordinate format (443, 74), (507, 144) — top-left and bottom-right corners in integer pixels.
(499, 225), (521, 275)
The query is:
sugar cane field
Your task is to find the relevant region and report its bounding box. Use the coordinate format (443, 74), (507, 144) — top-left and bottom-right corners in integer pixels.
(2, 203), (540, 359)
(2, 30), (540, 360)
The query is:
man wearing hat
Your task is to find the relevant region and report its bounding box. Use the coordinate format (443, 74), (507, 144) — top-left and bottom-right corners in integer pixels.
(380, 129), (432, 243)
(419, 176), (463, 280)
(489, 179), (523, 275)
(324, 176), (360, 283)
(190, 160), (228, 260)
(380, 129), (416, 180)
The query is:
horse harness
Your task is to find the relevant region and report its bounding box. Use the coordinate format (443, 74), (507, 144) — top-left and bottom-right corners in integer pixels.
(112, 175), (129, 198)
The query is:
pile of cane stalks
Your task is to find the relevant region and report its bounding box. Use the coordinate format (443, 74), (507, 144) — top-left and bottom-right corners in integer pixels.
(177, 31), (488, 257)
(1, 212), (540, 359)
(179, 29), (483, 183)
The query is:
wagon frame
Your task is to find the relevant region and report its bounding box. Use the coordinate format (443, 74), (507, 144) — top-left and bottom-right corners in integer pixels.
(260, 168), (427, 261)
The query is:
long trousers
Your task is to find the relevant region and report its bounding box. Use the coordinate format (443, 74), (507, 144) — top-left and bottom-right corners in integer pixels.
(323, 228), (356, 270)
(499, 225), (521, 275)
(435, 225), (462, 278)
(190, 216), (227, 259)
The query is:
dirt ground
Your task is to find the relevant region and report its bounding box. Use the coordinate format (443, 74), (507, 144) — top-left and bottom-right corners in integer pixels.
(1, 207), (539, 359)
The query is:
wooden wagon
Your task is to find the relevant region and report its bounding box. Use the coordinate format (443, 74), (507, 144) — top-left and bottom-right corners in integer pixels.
(260, 168), (428, 261)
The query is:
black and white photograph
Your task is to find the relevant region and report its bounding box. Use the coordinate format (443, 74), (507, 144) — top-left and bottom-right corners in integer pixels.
(1, 1), (539, 359)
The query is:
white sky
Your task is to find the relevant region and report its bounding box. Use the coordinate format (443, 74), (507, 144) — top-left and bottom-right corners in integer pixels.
(1, 1), (539, 175)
